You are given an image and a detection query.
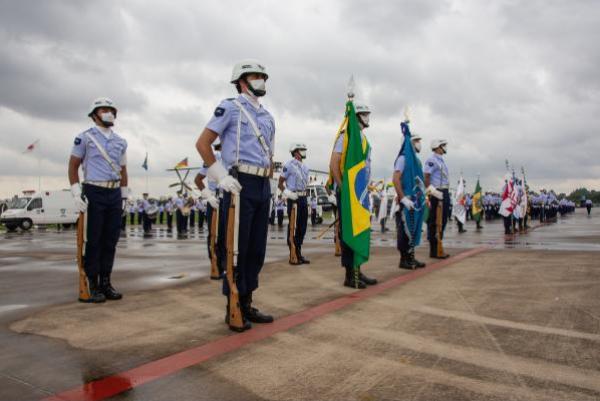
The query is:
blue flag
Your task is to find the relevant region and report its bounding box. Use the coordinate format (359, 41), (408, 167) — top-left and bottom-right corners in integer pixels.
(142, 153), (148, 171)
(398, 121), (425, 246)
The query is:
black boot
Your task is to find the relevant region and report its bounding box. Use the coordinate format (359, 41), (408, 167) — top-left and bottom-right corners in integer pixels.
(79, 276), (106, 303)
(399, 252), (416, 270)
(241, 293), (274, 324)
(410, 251), (426, 268)
(343, 268), (366, 289)
(225, 299), (252, 332)
(429, 241), (437, 258)
(100, 275), (123, 300)
(358, 268), (377, 285)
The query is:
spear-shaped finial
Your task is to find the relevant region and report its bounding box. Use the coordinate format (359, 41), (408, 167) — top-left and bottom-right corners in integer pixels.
(403, 106), (410, 123)
(347, 75), (355, 100)
(505, 159), (510, 171)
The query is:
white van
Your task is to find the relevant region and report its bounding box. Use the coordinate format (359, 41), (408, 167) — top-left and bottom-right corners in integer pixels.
(1, 190), (79, 231)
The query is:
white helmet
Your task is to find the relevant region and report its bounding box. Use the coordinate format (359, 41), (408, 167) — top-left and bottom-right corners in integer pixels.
(354, 102), (371, 114)
(289, 143), (307, 154)
(230, 59), (268, 83)
(88, 97), (117, 117)
(411, 133), (422, 141)
(430, 139), (448, 150)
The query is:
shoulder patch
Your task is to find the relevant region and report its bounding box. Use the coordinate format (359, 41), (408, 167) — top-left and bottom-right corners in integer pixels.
(74, 138), (82, 145)
(282, 167), (288, 173)
(214, 107), (225, 117)
(428, 161), (434, 167)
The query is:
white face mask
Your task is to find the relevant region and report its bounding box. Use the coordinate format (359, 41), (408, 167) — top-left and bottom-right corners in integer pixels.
(441, 144), (447, 154)
(413, 141), (422, 153)
(100, 111), (115, 126)
(248, 79), (266, 97)
(299, 150), (307, 159)
(358, 113), (370, 128)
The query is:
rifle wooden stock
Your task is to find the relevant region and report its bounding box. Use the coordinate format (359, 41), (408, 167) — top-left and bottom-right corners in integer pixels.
(436, 201), (445, 257)
(77, 211), (91, 301)
(226, 194), (244, 329)
(209, 207), (219, 279)
(334, 219), (342, 256)
(288, 202), (299, 264)
(316, 218), (338, 240)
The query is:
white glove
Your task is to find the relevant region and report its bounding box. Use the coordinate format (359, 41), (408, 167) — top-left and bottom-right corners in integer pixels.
(283, 189), (298, 200)
(120, 186), (130, 199)
(207, 162), (242, 194)
(201, 187), (219, 209)
(328, 194), (337, 206)
(427, 185), (444, 200)
(70, 183), (88, 213)
(400, 196), (415, 210)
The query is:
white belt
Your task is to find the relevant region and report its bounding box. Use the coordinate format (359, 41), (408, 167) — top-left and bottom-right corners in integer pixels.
(237, 164), (270, 177)
(439, 185), (449, 190)
(85, 180), (121, 189)
(294, 191), (308, 197)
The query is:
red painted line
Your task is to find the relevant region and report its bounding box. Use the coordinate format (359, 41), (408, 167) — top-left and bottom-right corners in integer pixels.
(43, 245), (489, 401)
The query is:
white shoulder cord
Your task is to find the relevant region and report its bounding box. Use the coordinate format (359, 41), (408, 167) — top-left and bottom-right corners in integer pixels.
(85, 131), (122, 180)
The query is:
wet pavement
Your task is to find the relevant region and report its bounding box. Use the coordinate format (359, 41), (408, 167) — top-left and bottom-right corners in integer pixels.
(0, 209), (598, 400)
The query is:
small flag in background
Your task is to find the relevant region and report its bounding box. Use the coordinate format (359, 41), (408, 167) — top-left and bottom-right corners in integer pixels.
(142, 153), (148, 171)
(23, 139), (40, 153)
(174, 157), (188, 169)
(472, 178), (483, 223)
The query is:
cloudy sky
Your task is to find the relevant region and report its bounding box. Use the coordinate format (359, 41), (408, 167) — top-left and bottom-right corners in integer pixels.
(1, 0), (599, 198)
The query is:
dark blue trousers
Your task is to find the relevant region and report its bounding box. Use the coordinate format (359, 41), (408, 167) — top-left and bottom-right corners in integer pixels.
(220, 173), (271, 296)
(287, 196), (308, 259)
(82, 184), (122, 279)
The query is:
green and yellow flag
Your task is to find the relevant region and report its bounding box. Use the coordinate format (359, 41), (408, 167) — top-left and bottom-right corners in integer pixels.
(340, 101), (371, 269)
(472, 177), (483, 223)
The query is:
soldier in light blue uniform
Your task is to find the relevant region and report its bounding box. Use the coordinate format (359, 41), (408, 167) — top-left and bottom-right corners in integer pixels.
(423, 139), (450, 259)
(195, 59), (275, 332)
(279, 143), (311, 265)
(68, 97), (128, 303)
(141, 193), (152, 234)
(393, 133), (426, 269)
(329, 102), (377, 289)
(310, 196), (318, 226)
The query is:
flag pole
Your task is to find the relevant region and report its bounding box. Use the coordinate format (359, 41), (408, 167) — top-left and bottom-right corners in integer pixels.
(37, 140), (41, 193)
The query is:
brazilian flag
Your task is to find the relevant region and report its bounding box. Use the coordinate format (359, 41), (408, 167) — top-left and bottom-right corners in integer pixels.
(340, 101), (371, 269)
(472, 178), (483, 223)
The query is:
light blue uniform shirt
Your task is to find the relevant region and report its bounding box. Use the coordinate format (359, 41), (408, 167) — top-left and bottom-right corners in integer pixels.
(333, 131), (371, 181)
(423, 153), (449, 188)
(281, 159), (309, 191)
(394, 155), (406, 174)
(198, 151), (222, 192)
(205, 95), (275, 170)
(142, 199), (151, 211)
(71, 126), (127, 181)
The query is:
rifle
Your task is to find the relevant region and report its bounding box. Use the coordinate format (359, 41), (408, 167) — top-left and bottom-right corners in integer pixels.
(226, 192), (244, 330)
(316, 217), (339, 240)
(76, 211), (91, 301)
(288, 201), (299, 264)
(334, 219), (342, 256)
(209, 207), (220, 280)
(436, 200), (445, 257)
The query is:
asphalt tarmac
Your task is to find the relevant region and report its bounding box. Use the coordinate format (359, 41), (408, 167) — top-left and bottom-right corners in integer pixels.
(1, 210), (598, 400)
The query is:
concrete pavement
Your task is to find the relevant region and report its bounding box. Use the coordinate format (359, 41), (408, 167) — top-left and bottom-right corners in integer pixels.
(1, 210), (599, 400)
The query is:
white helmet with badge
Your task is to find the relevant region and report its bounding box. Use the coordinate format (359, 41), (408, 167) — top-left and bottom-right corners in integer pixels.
(88, 97), (117, 117)
(289, 143), (307, 159)
(430, 139), (448, 150)
(230, 59), (268, 83)
(411, 133), (423, 153)
(230, 59), (268, 97)
(354, 101), (371, 128)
